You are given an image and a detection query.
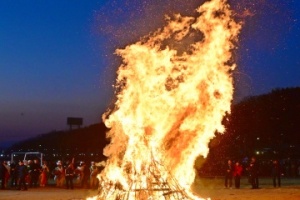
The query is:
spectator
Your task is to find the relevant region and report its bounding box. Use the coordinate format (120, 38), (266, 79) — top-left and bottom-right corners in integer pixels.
(248, 157), (259, 189)
(26, 160), (33, 187)
(65, 163), (75, 189)
(75, 161), (83, 185)
(0, 160), (8, 189)
(224, 159), (233, 189)
(17, 160), (28, 191)
(3, 161), (10, 189)
(52, 160), (65, 187)
(90, 161), (99, 189)
(272, 159), (281, 187)
(233, 161), (243, 189)
(9, 161), (18, 189)
(40, 161), (49, 187)
(79, 161), (90, 188)
(31, 159), (41, 187)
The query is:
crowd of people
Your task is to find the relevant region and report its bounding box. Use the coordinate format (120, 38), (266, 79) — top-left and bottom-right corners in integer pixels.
(0, 159), (105, 191)
(1, 156), (299, 192)
(224, 157), (284, 189)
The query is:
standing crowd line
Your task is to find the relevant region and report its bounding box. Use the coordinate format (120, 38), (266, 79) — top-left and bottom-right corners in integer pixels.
(0, 159), (105, 191)
(224, 157), (283, 189)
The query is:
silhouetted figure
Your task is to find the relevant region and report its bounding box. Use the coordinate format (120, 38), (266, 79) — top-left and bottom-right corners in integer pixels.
(248, 157), (259, 189)
(224, 159), (233, 188)
(9, 161), (18, 189)
(26, 160), (33, 186)
(65, 163), (75, 189)
(0, 160), (8, 189)
(17, 160), (28, 191)
(31, 159), (41, 187)
(272, 160), (281, 187)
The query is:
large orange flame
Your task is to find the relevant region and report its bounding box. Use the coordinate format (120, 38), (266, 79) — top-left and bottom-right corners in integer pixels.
(89, 0), (241, 199)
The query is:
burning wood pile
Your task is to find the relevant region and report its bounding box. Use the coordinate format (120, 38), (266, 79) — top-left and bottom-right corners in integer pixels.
(96, 153), (192, 200)
(88, 0), (241, 199)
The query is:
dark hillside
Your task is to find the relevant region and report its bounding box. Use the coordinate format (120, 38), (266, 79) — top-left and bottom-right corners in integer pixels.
(5, 87), (300, 176)
(199, 87), (300, 176)
(7, 123), (109, 162)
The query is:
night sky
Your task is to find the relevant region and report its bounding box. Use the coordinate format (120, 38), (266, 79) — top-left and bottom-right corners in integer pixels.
(1, 0), (299, 147)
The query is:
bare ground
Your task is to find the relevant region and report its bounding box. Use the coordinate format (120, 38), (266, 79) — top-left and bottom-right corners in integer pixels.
(0, 177), (299, 200)
(192, 177), (300, 200)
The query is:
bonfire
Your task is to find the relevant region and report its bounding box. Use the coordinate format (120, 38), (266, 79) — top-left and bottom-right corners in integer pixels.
(88, 0), (241, 199)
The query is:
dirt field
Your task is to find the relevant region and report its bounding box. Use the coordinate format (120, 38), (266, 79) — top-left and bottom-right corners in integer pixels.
(0, 177), (299, 200)
(192, 177), (300, 200)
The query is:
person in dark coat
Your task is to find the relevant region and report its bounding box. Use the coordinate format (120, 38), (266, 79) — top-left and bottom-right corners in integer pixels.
(0, 160), (8, 189)
(17, 160), (28, 190)
(30, 159), (41, 187)
(248, 157), (259, 189)
(65, 163), (75, 189)
(272, 159), (281, 187)
(9, 161), (18, 189)
(224, 159), (233, 188)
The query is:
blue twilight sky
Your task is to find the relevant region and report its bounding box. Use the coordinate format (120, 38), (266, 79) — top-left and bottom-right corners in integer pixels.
(0, 0), (299, 147)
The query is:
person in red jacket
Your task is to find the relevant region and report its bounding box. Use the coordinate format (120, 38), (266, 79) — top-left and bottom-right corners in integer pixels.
(233, 161), (243, 189)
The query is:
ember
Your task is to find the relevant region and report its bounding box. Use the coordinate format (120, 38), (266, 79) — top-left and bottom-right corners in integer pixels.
(88, 0), (241, 199)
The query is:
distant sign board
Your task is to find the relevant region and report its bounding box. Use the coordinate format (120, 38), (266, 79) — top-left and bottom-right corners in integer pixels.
(67, 117), (83, 129)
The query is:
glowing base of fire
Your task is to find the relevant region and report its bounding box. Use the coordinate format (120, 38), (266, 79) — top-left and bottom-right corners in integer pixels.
(87, 158), (207, 200)
(88, 179), (205, 200)
(95, 186), (190, 200)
